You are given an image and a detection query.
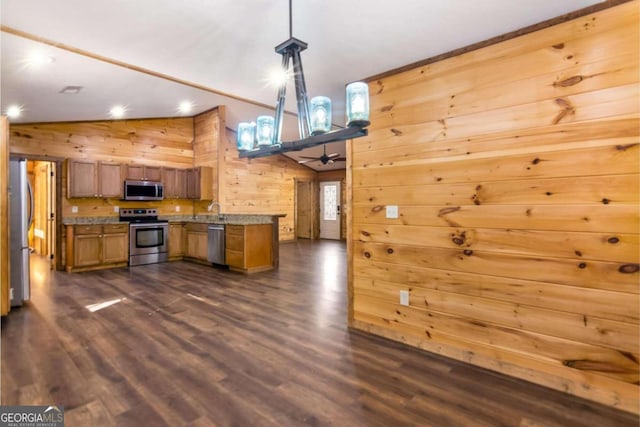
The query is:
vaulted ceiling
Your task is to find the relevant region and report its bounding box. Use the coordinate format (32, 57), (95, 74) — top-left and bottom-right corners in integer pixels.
(0, 0), (603, 170)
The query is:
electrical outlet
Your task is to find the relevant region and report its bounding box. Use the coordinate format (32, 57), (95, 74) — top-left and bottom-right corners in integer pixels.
(399, 290), (409, 306)
(175, 206), (180, 212)
(113, 206), (119, 213)
(386, 205), (399, 219)
(71, 206), (78, 213)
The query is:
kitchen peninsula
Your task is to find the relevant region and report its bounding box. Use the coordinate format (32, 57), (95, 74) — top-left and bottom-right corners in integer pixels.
(63, 213), (284, 274)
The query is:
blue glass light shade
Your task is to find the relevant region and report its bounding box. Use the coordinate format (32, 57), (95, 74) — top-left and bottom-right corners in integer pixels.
(237, 122), (256, 151)
(346, 82), (370, 127)
(256, 115), (275, 146)
(310, 96), (332, 135)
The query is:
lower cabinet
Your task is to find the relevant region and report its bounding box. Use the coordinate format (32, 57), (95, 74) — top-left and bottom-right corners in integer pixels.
(66, 224), (129, 272)
(184, 223), (208, 262)
(168, 223), (185, 259)
(225, 224), (272, 273)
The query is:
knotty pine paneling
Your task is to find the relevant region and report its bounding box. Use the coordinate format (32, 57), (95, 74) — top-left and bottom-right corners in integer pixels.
(193, 108), (220, 210)
(10, 118), (196, 219)
(351, 1), (639, 413)
(219, 130), (317, 241)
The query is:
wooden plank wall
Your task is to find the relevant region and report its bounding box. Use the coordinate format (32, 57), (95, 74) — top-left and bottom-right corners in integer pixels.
(211, 118), (317, 241)
(318, 169), (347, 240)
(350, 1), (639, 413)
(9, 118), (196, 218)
(1, 117), (10, 316)
(193, 108), (221, 214)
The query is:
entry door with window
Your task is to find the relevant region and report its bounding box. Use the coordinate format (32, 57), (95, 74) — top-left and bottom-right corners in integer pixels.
(319, 181), (341, 240)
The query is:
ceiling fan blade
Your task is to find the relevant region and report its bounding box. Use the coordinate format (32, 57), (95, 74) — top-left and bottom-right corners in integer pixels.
(327, 152), (340, 158)
(299, 156), (322, 160)
(297, 159), (315, 164)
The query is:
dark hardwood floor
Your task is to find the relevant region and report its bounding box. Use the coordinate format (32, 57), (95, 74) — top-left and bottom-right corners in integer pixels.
(2, 240), (637, 426)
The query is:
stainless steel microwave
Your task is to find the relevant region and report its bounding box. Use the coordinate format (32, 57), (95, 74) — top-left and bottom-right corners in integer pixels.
(123, 180), (164, 201)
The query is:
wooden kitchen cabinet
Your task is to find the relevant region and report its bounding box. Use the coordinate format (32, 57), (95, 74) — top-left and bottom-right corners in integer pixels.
(186, 167), (213, 200)
(162, 168), (188, 199)
(66, 224), (129, 272)
(168, 223), (185, 259)
(185, 223), (208, 262)
(125, 164), (162, 181)
(67, 160), (123, 198)
(225, 224), (272, 273)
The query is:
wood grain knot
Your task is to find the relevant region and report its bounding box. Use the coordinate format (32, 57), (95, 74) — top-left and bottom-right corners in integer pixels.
(578, 263), (587, 269)
(552, 43), (565, 49)
(463, 249), (473, 256)
(363, 252), (371, 259)
(618, 264), (639, 274)
(371, 205), (384, 213)
(376, 80), (384, 94)
(386, 248), (394, 254)
(615, 143), (638, 151)
(601, 198), (610, 204)
(380, 105), (394, 112)
(360, 230), (371, 237)
(553, 75), (583, 87)
(575, 251), (583, 257)
(607, 237), (620, 244)
(390, 128), (403, 136)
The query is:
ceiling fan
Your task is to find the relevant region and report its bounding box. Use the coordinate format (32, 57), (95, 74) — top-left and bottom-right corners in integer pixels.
(297, 144), (346, 165)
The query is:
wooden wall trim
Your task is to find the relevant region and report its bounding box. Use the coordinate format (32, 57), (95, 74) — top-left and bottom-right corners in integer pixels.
(363, 0), (633, 83)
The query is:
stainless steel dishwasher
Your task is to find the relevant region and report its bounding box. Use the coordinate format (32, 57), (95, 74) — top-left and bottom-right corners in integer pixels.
(207, 224), (225, 264)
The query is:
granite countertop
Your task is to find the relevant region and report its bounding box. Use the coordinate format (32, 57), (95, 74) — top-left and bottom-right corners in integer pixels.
(63, 214), (284, 226)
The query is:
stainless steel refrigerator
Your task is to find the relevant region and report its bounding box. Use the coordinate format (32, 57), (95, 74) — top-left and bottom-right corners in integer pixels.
(9, 158), (32, 306)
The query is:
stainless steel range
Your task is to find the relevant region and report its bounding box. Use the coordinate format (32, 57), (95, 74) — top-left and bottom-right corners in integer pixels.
(119, 208), (169, 266)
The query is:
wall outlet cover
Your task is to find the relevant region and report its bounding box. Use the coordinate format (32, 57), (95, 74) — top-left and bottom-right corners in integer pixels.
(399, 290), (410, 306)
(386, 205), (399, 219)
(71, 206), (78, 213)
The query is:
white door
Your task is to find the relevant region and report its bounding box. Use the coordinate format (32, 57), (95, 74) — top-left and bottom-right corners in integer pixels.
(319, 181), (340, 240)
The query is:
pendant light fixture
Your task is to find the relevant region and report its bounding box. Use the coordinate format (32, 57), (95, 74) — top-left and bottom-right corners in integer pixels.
(237, 0), (370, 158)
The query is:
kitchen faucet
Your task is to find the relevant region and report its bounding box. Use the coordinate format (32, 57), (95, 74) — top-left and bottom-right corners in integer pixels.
(207, 201), (222, 219)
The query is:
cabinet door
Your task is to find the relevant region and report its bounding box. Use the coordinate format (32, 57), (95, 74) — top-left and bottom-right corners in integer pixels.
(68, 160), (98, 198)
(176, 169), (188, 199)
(102, 233), (128, 264)
(145, 166), (162, 182)
(186, 231), (207, 260)
(125, 164), (145, 180)
(168, 224), (185, 257)
(162, 168), (178, 198)
(98, 161), (123, 198)
(74, 234), (101, 267)
(186, 168), (200, 199)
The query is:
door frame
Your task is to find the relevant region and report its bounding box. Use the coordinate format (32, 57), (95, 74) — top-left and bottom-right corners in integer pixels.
(11, 154), (64, 271)
(294, 178), (317, 240)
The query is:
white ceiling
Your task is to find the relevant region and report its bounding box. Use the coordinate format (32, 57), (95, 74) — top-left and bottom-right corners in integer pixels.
(0, 0), (603, 170)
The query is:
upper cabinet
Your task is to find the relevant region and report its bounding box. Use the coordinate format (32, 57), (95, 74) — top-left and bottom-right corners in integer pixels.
(67, 160), (212, 200)
(67, 160), (122, 198)
(187, 167), (213, 200)
(125, 164), (162, 181)
(162, 167), (188, 199)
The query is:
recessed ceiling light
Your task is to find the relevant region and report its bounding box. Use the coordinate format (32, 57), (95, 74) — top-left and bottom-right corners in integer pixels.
(25, 52), (55, 68)
(59, 86), (83, 94)
(6, 105), (23, 119)
(109, 105), (127, 119)
(178, 101), (193, 114)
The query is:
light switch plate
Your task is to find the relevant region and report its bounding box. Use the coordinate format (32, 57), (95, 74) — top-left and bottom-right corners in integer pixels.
(386, 205), (399, 219)
(175, 206), (180, 212)
(71, 206), (78, 213)
(113, 206), (119, 213)
(399, 290), (409, 306)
